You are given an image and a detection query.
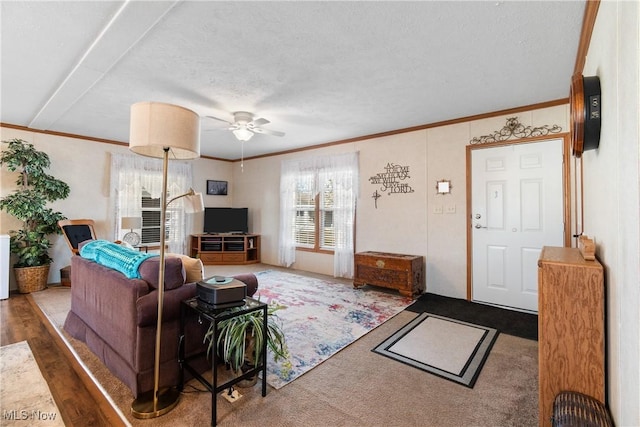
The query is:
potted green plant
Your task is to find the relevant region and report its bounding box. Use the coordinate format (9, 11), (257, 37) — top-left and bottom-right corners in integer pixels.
(203, 301), (290, 387)
(0, 138), (70, 293)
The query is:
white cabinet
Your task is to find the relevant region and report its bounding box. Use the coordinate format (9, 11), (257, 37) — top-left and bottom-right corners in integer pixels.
(1, 235), (9, 299)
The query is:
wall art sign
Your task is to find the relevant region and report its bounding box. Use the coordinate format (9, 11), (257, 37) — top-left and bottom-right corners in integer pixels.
(372, 190), (381, 208)
(369, 163), (414, 208)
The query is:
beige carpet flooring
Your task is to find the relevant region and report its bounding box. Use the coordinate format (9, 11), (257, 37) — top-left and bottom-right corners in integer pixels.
(0, 341), (65, 426)
(32, 265), (539, 426)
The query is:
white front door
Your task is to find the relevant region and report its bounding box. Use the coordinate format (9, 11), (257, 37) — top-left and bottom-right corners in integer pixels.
(471, 139), (564, 312)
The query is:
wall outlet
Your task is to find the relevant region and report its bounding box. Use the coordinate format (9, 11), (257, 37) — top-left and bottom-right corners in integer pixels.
(445, 205), (456, 214)
(433, 205), (443, 214)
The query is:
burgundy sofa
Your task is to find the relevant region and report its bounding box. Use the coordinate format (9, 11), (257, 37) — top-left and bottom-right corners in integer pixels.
(63, 254), (258, 398)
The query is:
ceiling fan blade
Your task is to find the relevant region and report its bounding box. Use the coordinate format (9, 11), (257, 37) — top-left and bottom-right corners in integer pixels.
(253, 127), (285, 137)
(205, 115), (233, 126)
(251, 117), (270, 127)
(207, 111), (283, 138)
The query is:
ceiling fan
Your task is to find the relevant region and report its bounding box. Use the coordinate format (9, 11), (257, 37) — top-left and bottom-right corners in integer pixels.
(206, 111), (285, 141)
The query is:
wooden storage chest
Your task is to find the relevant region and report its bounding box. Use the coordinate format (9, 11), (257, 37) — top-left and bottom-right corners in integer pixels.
(353, 251), (424, 298)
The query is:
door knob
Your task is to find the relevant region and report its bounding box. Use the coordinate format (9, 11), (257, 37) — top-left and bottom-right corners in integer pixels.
(475, 214), (481, 219)
(475, 224), (487, 229)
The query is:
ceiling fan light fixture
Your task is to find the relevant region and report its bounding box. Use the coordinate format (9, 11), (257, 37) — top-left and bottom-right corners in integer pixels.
(233, 127), (253, 141)
(206, 110), (284, 141)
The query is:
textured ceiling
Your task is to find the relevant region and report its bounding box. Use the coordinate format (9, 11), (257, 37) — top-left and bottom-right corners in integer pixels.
(1, 1), (585, 160)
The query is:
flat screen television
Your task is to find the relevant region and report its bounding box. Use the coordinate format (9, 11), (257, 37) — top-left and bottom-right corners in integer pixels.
(203, 208), (248, 234)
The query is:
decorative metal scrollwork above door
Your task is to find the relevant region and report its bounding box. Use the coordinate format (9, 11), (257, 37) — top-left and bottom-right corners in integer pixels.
(470, 117), (562, 145)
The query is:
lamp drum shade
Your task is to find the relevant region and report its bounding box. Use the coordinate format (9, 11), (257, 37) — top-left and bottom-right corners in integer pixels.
(129, 102), (200, 160)
(121, 216), (142, 230)
(184, 192), (204, 214)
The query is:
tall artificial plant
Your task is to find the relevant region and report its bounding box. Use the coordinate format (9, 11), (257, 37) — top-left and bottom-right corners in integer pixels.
(0, 138), (70, 267)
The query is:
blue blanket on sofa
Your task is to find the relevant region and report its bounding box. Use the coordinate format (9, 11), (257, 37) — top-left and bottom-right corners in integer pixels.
(79, 240), (155, 279)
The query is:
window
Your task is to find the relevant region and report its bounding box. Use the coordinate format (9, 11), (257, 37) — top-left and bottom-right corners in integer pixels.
(140, 189), (160, 244)
(279, 152), (359, 278)
(110, 153), (193, 254)
(321, 178), (335, 248)
(294, 175), (335, 251)
(140, 189), (185, 246)
(294, 175), (314, 247)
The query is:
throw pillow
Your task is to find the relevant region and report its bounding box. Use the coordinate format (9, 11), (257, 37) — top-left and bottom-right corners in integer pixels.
(138, 257), (185, 290)
(166, 253), (204, 283)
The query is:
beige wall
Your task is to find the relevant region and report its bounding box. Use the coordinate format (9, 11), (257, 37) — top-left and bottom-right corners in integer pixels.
(581, 1), (640, 424)
(2, 5), (636, 422)
(0, 128), (234, 288)
(231, 105), (568, 300)
(1, 105), (567, 298)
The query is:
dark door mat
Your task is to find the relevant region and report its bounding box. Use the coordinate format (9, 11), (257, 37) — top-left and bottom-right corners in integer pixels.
(406, 293), (537, 341)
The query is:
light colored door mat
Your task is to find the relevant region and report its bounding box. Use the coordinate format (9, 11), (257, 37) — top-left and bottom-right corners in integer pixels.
(373, 312), (498, 387)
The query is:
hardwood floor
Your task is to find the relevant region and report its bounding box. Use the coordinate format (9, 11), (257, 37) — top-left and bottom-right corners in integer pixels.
(1, 292), (126, 426)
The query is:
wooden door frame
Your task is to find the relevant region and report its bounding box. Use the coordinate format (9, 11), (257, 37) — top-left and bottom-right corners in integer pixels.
(465, 134), (571, 300)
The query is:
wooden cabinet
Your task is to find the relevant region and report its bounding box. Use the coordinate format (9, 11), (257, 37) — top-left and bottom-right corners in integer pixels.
(353, 251), (424, 298)
(190, 234), (260, 265)
(537, 246), (605, 427)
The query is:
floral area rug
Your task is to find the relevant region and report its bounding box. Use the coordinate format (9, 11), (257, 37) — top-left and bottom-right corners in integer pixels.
(253, 270), (414, 389)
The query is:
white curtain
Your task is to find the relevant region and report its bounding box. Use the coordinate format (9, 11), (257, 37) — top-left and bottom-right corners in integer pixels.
(279, 152), (359, 278)
(110, 153), (194, 254)
(278, 164), (301, 268)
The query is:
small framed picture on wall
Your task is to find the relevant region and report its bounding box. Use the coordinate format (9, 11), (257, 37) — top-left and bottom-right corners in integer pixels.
(207, 180), (228, 195)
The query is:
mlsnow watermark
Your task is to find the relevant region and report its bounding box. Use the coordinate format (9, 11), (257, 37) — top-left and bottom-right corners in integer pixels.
(2, 409), (58, 421)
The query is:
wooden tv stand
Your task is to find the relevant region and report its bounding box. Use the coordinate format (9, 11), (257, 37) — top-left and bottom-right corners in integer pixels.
(190, 234), (260, 265)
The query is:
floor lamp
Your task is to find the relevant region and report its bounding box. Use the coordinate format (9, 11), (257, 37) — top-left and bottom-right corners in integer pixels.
(129, 101), (201, 418)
